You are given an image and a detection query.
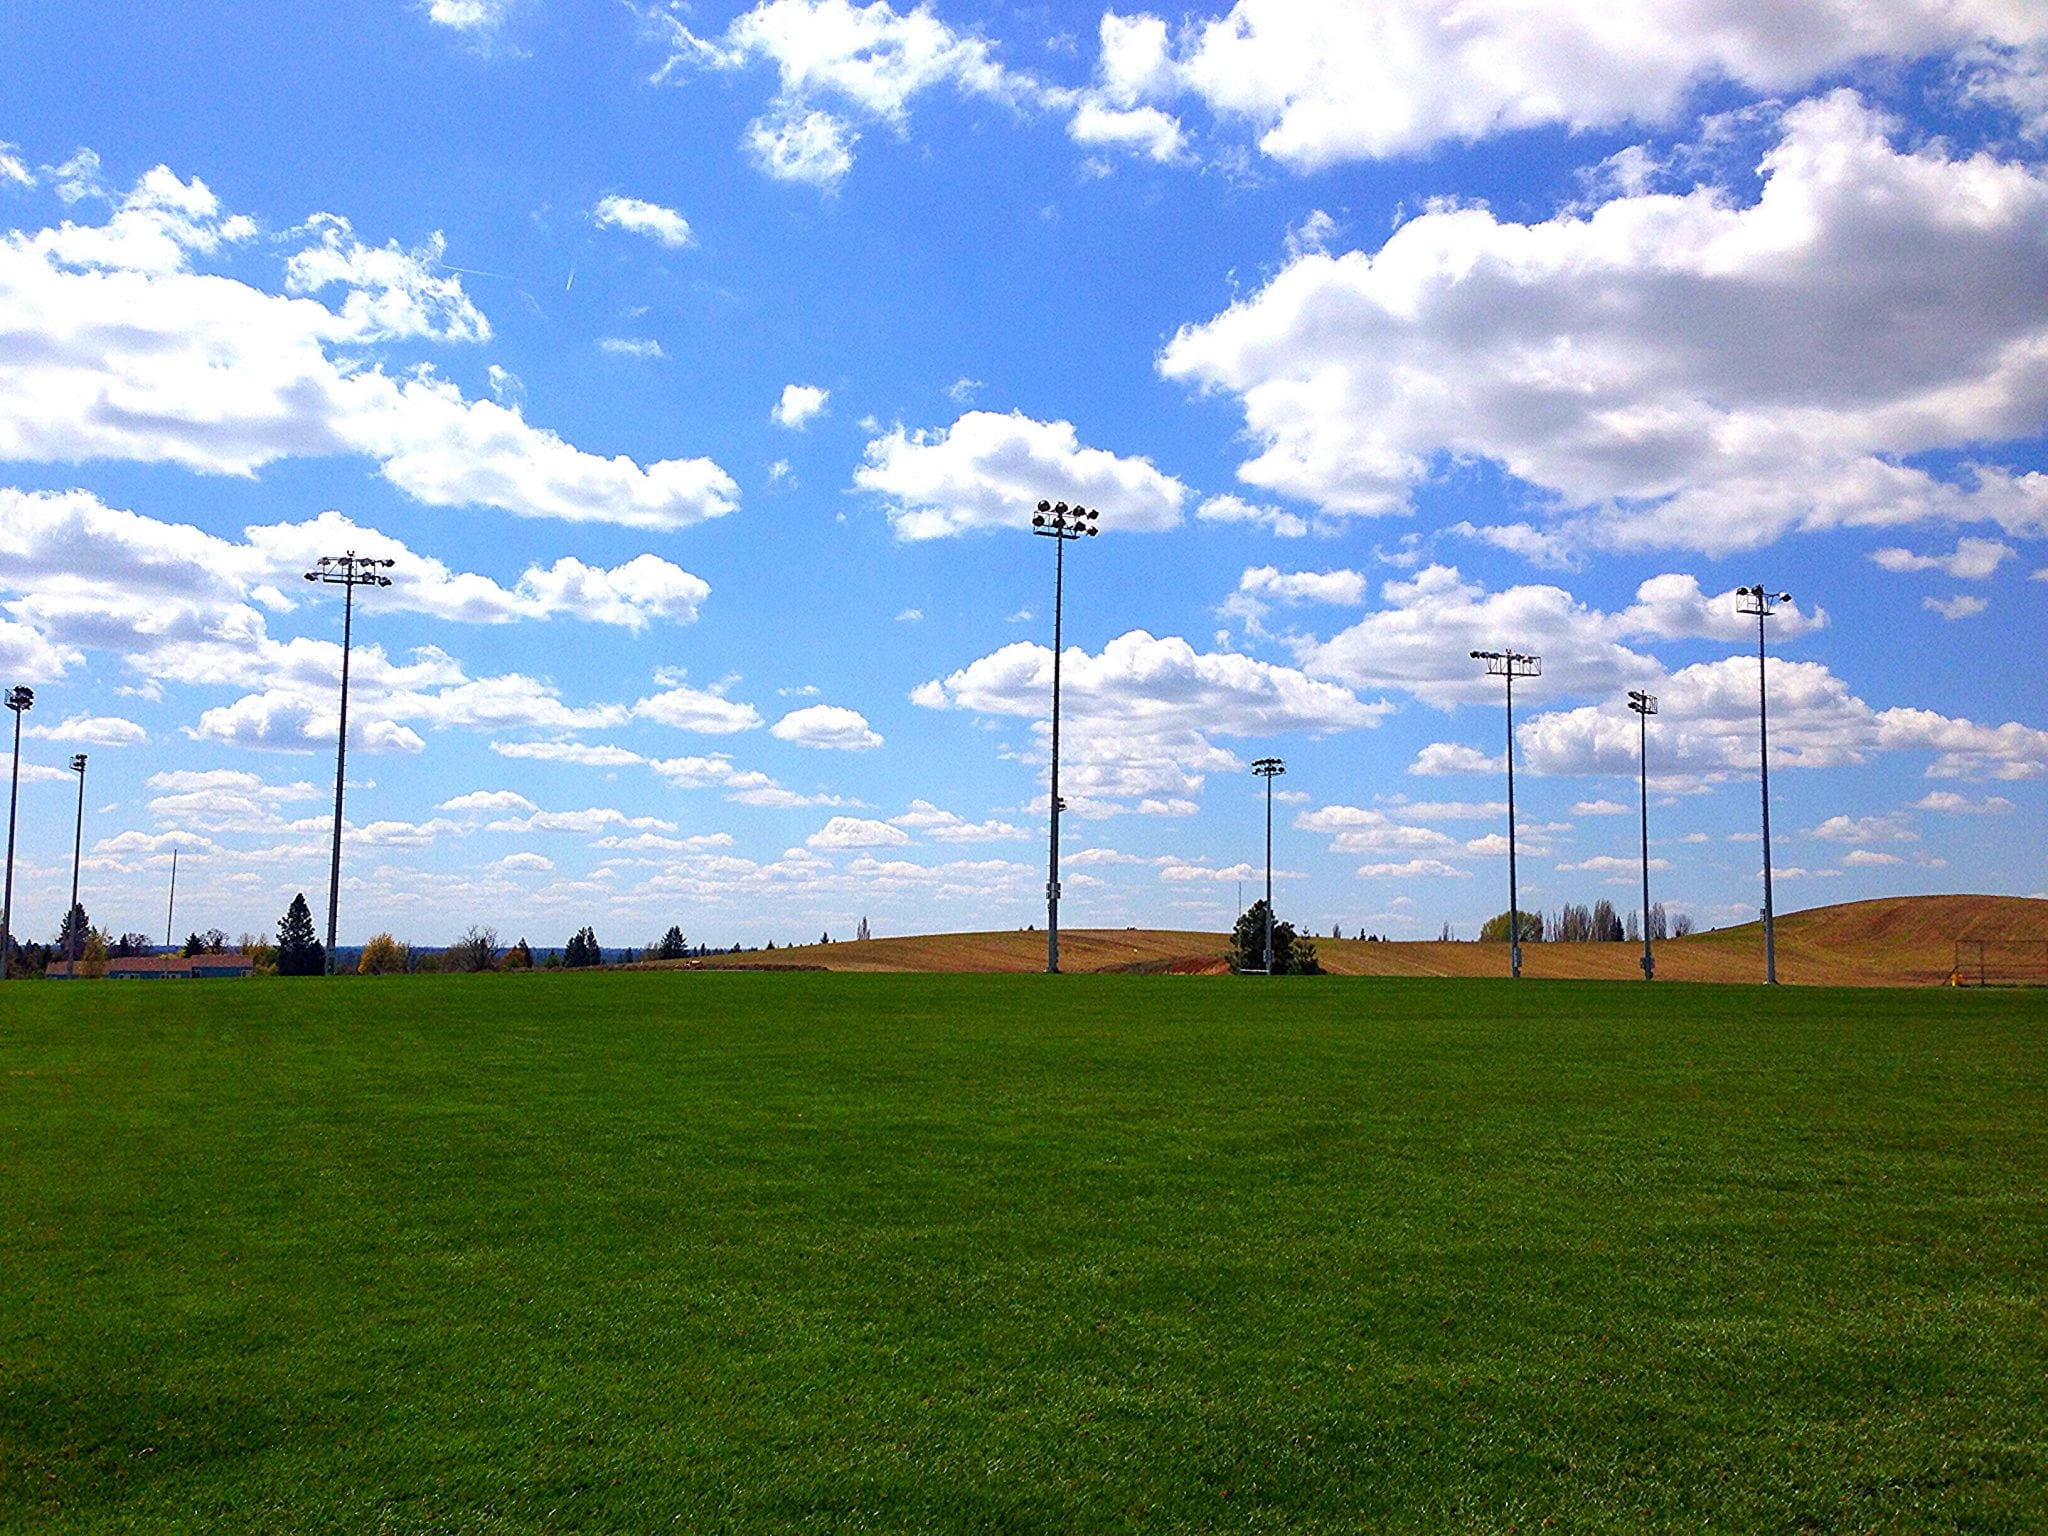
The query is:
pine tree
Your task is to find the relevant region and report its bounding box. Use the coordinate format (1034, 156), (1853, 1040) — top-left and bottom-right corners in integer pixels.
(655, 925), (687, 960)
(563, 926), (601, 968)
(503, 938), (534, 970)
(1227, 900), (1320, 975)
(56, 902), (90, 960)
(276, 893), (325, 977)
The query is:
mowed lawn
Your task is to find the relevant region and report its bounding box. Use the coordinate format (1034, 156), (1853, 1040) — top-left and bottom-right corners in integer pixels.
(2, 975), (2044, 1533)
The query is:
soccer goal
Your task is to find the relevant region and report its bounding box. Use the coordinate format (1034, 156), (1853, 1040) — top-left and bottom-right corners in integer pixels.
(1951, 939), (2048, 987)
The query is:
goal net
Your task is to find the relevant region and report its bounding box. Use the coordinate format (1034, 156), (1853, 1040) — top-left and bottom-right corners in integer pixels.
(1951, 939), (2048, 987)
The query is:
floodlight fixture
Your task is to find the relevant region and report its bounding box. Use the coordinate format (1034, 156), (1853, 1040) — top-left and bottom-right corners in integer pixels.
(305, 552), (396, 975)
(1, 686), (33, 981)
(1029, 501), (1100, 973)
(1627, 691), (1658, 981)
(1472, 649), (1541, 977)
(1734, 585), (1792, 984)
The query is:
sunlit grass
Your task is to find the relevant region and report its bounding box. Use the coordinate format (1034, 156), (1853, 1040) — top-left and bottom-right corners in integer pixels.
(2, 973), (2043, 1532)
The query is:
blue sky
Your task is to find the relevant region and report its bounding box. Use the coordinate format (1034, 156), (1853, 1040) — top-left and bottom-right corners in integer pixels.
(1, 0), (2044, 951)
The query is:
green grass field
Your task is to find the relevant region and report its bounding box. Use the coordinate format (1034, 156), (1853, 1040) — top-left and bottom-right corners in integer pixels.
(3, 974), (2044, 1533)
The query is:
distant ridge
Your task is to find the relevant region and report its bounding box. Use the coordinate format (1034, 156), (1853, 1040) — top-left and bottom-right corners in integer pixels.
(630, 895), (2048, 987)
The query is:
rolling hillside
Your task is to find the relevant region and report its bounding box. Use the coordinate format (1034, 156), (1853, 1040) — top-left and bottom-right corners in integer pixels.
(635, 895), (2048, 987)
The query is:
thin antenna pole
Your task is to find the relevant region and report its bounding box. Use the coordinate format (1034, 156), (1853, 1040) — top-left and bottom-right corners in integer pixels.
(165, 847), (177, 953)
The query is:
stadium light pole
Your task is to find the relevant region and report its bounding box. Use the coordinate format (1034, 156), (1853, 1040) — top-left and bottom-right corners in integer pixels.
(1471, 649), (1541, 978)
(1253, 757), (1285, 974)
(0, 686), (31, 981)
(67, 753), (87, 971)
(1031, 499), (1097, 975)
(306, 552), (395, 976)
(1735, 586), (1791, 985)
(1627, 691), (1657, 982)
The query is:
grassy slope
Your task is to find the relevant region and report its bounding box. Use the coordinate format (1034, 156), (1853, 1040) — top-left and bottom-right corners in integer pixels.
(3, 974), (2045, 1532)
(675, 895), (2048, 985)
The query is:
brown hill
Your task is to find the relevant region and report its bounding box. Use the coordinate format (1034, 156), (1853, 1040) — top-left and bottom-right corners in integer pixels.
(634, 895), (2048, 987)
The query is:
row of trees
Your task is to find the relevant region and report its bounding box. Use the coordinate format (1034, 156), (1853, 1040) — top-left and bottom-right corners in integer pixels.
(350, 922), (723, 975)
(1477, 902), (1697, 944)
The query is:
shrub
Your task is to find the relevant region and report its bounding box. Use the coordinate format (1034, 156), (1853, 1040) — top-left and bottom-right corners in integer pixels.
(358, 933), (410, 975)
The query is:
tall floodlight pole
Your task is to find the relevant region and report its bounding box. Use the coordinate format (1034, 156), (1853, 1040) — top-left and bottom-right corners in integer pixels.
(1471, 650), (1542, 978)
(1735, 586), (1791, 985)
(1253, 757), (1286, 974)
(306, 553), (396, 976)
(67, 753), (87, 971)
(0, 686), (32, 981)
(1627, 692), (1657, 981)
(1030, 500), (1097, 975)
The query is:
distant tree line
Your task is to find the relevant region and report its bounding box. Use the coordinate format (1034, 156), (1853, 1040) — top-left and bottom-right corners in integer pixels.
(1478, 901), (1694, 943)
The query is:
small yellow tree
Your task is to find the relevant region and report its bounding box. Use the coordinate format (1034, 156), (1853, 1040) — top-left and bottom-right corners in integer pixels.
(80, 929), (109, 980)
(358, 932), (410, 975)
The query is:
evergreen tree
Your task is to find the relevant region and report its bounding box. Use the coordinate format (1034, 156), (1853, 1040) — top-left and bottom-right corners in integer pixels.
(276, 893), (325, 976)
(56, 902), (90, 960)
(563, 926), (601, 968)
(502, 938), (534, 970)
(183, 931), (206, 958)
(655, 925), (688, 960)
(856, 916), (870, 941)
(1227, 900), (1321, 975)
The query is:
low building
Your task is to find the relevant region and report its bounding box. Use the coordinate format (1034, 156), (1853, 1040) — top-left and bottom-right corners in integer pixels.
(46, 954), (255, 980)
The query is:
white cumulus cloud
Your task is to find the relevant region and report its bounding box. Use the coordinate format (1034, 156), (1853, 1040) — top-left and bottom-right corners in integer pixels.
(772, 704), (883, 751)
(857, 410), (1185, 539)
(773, 383), (830, 428)
(592, 193), (695, 249)
(1160, 93), (2048, 554)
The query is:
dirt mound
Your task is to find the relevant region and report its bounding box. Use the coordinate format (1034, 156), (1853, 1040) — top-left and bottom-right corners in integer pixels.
(634, 896), (2047, 987)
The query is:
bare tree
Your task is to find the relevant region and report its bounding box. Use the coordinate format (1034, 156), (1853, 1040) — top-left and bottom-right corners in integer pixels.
(446, 926), (501, 973)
